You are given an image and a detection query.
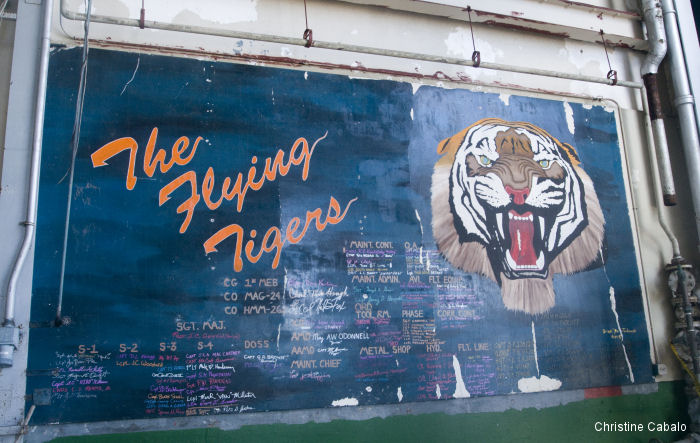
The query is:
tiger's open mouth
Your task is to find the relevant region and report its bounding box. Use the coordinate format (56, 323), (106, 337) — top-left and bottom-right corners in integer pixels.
(496, 209), (546, 276)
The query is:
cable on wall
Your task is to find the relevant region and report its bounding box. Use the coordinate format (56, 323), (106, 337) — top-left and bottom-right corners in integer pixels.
(466, 6), (480, 68)
(55, 0), (93, 327)
(600, 29), (618, 86)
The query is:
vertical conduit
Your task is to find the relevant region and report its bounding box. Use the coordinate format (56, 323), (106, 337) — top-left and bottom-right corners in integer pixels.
(661, 0), (700, 252)
(1, 0), (54, 368)
(641, 0), (677, 207)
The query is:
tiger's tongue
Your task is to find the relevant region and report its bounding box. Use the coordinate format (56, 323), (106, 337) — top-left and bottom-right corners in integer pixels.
(508, 210), (537, 265)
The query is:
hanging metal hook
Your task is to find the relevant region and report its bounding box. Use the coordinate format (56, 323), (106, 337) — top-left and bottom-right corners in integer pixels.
(600, 29), (618, 86)
(466, 7), (480, 67)
(303, 0), (313, 47)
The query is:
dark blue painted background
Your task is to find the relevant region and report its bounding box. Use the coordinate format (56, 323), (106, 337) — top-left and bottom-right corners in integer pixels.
(27, 47), (652, 424)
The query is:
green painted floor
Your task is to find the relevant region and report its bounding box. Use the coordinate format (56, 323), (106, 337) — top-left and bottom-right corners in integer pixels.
(52, 381), (691, 443)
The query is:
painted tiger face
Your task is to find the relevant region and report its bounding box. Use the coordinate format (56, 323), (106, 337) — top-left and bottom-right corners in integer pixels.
(431, 118), (604, 314)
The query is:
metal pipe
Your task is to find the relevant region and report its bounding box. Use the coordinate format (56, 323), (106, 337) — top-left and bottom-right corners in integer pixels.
(677, 262), (700, 377)
(640, 88), (682, 257)
(59, 0), (642, 89)
(1, 0), (54, 368)
(661, 0), (700, 251)
(641, 0), (676, 206)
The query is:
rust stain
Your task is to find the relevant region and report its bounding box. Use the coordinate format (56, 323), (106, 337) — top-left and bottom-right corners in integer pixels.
(82, 38), (612, 100)
(511, 11), (524, 17)
(556, 0), (640, 18)
(491, 80), (604, 100)
(482, 20), (570, 39)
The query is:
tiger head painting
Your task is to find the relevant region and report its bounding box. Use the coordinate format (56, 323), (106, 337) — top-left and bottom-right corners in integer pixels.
(431, 118), (605, 315)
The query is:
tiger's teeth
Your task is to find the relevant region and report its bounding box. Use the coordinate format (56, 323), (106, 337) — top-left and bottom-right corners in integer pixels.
(539, 216), (545, 239)
(497, 213), (504, 238)
(505, 249), (546, 270)
(510, 214), (534, 221)
(506, 249), (517, 270)
(536, 251), (544, 268)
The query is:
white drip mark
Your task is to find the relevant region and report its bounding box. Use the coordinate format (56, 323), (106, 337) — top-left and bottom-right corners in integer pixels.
(452, 355), (471, 398)
(518, 322), (562, 392)
(415, 209), (429, 269)
(120, 55), (140, 96)
(276, 323), (281, 352)
(397, 387), (403, 402)
(415, 209), (424, 237)
(531, 321), (540, 377)
(410, 108), (414, 120)
(331, 397), (358, 407)
(610, 286), (635, 382)
(435, 384), (441, 399)
(599, 248), (635, 383)
(283, 267), (288, 302)
(564, 101), (575, 134)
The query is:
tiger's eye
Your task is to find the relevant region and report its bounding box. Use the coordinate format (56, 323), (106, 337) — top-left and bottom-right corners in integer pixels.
(479, 155), (492, 166)
(539, 159), (551, 169)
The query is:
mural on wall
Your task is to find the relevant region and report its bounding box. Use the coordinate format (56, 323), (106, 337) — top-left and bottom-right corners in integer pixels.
(26, 47), (652, 425)
(432, 118), (604, 314)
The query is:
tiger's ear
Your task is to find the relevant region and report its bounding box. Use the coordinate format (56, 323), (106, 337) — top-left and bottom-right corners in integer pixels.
(436, 128), (469, 166)
(559, 141), (581, 167)
(437, 128), (468, 155)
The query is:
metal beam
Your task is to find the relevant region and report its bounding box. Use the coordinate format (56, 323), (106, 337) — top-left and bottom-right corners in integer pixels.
(59, 0), (642, 89)
(336, 0), (646, 49)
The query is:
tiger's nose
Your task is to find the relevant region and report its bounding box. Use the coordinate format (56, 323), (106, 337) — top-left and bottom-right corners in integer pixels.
(505, 185), (529, 205)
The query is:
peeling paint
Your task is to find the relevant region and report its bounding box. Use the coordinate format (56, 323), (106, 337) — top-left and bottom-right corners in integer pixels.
(365, 386), (372, 392)
(414, 209), (423, 238)
(397, 387), (403, 402)
(499, 93), (510, 105)
(119, 55), (140, 96)
(531, 321), (540, 377)
(411, 83), (422, 94)
(444, 28), (473, 60)
(435, 384), (442, 399)
(564, 102), (575, 134)
(517, 375), (562, 392)
(410, 108), (414, 120)
(609, 286), (635, 382)
(445, 28), (504, 63)
(414, 209), (429, 268)
(518, 322), (562, 392)
(276, 323), (281, 352)
(452, 355), (470, 398)
(110, 0), (259, 24)
(331, 397), (358, 407)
